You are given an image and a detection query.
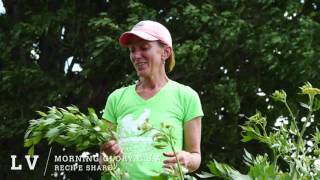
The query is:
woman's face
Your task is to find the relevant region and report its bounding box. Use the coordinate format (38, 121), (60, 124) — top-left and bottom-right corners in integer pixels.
(128, 36), (166, 78)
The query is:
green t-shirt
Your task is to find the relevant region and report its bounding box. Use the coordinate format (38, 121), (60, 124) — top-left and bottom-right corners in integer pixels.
(102, 80), (203, 179)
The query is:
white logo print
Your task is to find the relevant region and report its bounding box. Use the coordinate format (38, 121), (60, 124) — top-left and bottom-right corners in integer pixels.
(120, 109), (151, 137)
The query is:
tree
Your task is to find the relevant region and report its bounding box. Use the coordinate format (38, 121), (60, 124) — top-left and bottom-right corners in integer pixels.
(1, 0), (320, 179)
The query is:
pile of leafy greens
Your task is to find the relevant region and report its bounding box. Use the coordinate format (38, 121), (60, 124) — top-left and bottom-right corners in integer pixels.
(24, 105), (112, 155)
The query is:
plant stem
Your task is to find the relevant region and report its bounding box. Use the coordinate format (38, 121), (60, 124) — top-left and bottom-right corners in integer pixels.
(284, 101), (300, 156)
(298, 95), (314, 166)
(283, 101), (301, 178)
(271, 149), (277, 167)
(284, 101), (299, 136)
(169, 139), (184, 180)
(300, 95), (314, 138)
(149, 127), (184, 179)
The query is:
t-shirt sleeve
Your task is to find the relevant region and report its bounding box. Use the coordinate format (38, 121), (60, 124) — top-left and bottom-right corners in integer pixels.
(182, 87), (204, 122)
(102, 90), (119, 124)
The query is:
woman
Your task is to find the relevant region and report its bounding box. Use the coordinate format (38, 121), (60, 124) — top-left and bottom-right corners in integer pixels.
(100, 20), (203, 179)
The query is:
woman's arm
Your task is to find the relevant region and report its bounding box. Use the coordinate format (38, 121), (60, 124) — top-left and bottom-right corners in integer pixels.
(183, 116), (202, 172)
(163, 116), (202, 172)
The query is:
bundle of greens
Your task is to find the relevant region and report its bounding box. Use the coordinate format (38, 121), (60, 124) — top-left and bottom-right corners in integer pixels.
(139, 121), (194, 180)
(24, 105), (112, 155)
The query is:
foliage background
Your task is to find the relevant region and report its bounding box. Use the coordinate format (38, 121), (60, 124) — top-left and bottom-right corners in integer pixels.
(1, 0), (320, 179)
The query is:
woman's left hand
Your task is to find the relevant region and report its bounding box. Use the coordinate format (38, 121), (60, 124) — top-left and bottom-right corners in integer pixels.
(163, 151), (192, 170)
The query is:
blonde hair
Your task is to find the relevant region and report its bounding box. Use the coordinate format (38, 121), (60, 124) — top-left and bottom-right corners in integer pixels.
(158, 41), (175, 73)
(166, 52), (175, 73)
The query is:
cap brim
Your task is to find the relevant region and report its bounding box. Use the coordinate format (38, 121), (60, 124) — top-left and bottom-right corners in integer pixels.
(119, 31), (159, 47)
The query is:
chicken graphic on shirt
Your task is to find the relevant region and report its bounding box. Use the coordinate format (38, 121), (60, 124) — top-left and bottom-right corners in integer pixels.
(119, 108), (151, 137)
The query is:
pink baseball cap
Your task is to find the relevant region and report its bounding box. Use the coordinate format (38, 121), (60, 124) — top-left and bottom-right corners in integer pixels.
(119, 20), (175, 72)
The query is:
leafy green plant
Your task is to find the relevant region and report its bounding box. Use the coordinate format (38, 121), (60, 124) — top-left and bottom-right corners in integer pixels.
(200, 82), (320, 179)
(24, 105), (113, 155)
(24, 105), (127, 179)
(139, 120), (195, 180)
(100, 151), (129, 180)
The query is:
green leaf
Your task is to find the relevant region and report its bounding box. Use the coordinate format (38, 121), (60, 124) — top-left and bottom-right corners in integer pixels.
(289, 123), (298, 135)
(88, 108), (98, 119)
(45, 127), (60, 139)
(243, 149), (254, 165)
(83, 118), (91, 127)
(24, 138), (33, 147)
(299, 102), (310, 110)
(66, 105), (80, 113)
(241, 135), (253, 142)
(89, 134), (96, 141)
(36, 111), (47, 117)
(151, 174), (168, 180)
(28, 145), (34, 156)
(312, 97), (320, 111)
(42, 118), (56, 126)
(153, 143), (168, 149)
(196, 171), (214, 178)
(24, 128), (32, 139)
(80, 129), (88, 136)
(62, 112), (76, 123)
(97, 120), (107, 130)
(93, 126), (101, 132)
(207, 160), (242, 178)
(31, 134), (42, 145)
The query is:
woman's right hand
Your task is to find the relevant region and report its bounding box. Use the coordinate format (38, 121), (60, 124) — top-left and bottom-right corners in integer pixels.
(100, 140), (123, 157)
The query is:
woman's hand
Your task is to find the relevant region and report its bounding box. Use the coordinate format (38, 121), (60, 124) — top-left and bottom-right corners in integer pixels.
(100, 140), (123, 157)
(99, 140), (123, 165)
(163, 150), (201, 172)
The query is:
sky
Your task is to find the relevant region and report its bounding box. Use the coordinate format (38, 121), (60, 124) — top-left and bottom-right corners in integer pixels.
(0, 0), (5, 14)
